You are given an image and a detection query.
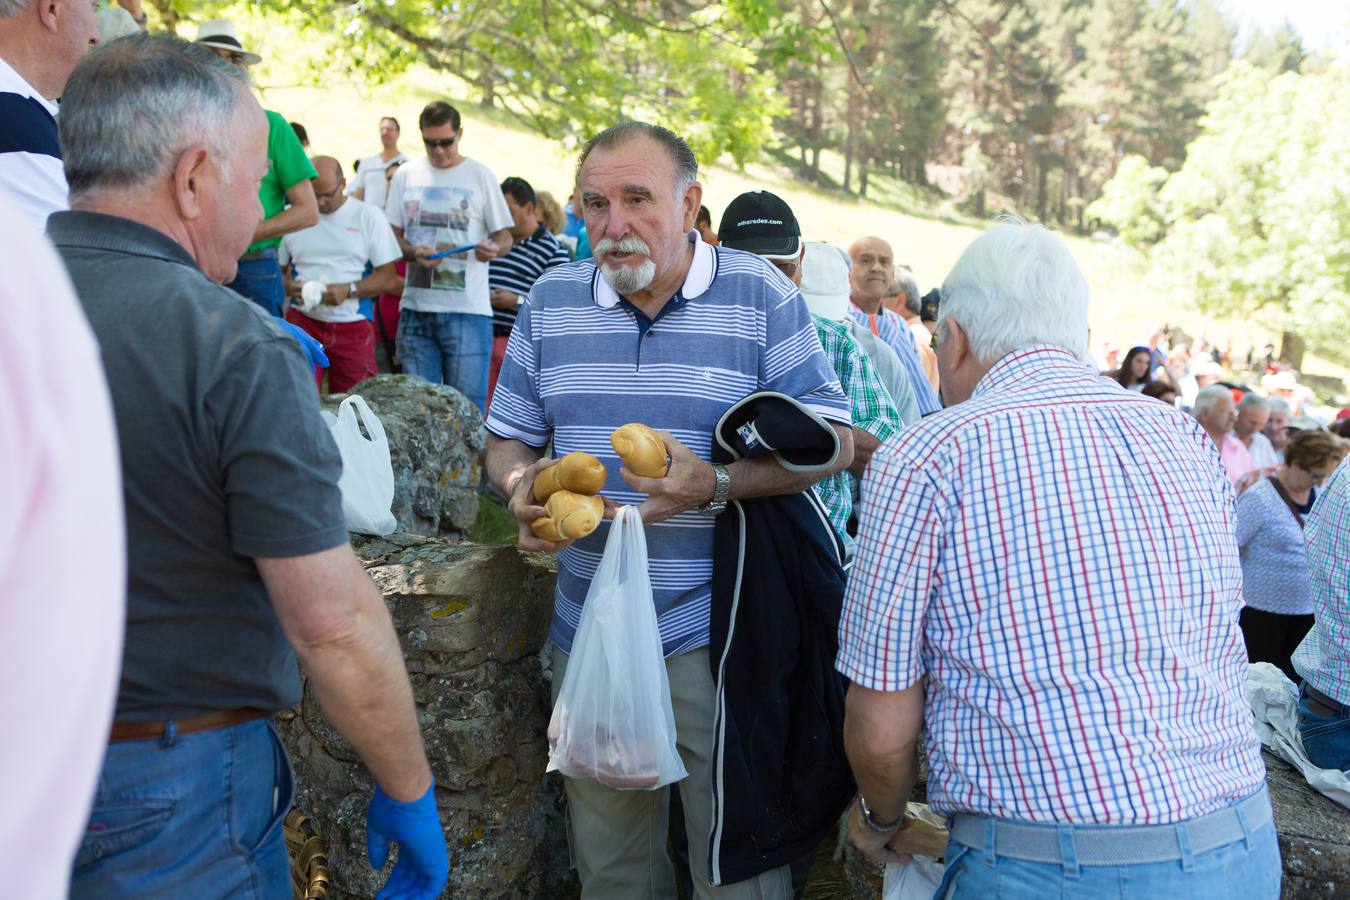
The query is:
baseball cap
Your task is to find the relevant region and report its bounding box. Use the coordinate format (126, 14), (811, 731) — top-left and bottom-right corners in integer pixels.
(798, 241), (851, 322)
(717, 191), (801, 259)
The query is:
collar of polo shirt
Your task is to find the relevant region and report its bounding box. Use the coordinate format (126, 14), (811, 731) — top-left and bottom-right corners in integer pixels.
(591, 230), (715, 309)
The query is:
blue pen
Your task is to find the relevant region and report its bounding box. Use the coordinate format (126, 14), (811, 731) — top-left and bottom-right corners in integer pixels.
(426, 243), (480, 261)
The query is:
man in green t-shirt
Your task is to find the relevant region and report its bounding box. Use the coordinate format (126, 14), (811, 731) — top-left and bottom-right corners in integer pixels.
(195, 19), (316, 317)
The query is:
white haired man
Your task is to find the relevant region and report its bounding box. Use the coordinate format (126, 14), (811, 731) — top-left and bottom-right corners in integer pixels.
(486, 121), (852, 897)
(839, 220), (1277, 898)
(1194, 383), (1255, 486)
(49, 35), (446, 898)
(882, 266), (939, 392)
(0, 0), (99, 227)
(1251, 396), (1292, 469)
(1234, 393), (1270, 456)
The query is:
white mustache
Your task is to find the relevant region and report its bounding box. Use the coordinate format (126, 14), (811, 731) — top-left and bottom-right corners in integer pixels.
(593, 236), (653, 258)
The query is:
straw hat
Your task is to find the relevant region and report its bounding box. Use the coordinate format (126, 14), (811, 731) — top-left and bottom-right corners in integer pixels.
(194, 19), (261, 65)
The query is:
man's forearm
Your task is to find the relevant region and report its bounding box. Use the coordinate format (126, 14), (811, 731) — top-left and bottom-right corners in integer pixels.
(358, 264), (402, 297)
(296, 585), (432, 802)
(726, 423), (854, 501)
(844, 682), (925, 824)
(253, 206), (317, 244)
(848, 428), (882, 478)
(491, 229), (513, 256)
(485, 433), (547, 499)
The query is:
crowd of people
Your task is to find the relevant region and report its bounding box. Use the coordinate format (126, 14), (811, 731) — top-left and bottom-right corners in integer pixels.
(3, 8), (1350, 900)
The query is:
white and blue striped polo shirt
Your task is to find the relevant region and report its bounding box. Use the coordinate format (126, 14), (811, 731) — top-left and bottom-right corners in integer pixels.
(486, 232), (851, 657)
(0, 57), (67, 230)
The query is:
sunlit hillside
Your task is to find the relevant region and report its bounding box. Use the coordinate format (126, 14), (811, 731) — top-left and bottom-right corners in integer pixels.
(250, 69), (1342, 386)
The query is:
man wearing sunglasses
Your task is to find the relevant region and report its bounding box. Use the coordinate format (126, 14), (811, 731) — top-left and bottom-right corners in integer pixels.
(195, 19), (318, 319)
(384, 100), (514, 413)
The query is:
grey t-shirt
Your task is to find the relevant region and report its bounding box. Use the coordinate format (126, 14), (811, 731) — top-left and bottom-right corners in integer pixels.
(49, 211), (349, 720)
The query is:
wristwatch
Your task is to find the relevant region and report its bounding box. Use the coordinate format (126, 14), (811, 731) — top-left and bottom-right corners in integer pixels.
(697, 464), (730, 517)
(348, 282), (359, 299)
(859, 794), (904, 833)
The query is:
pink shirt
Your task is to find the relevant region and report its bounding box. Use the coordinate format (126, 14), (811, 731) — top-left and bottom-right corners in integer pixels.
(0, 202), (125, 898)
(1220, 432), (1256, 486)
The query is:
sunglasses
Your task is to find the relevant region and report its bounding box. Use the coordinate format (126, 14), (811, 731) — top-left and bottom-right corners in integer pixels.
(423, 137), (457, 149)
(210, 48), (249, 66)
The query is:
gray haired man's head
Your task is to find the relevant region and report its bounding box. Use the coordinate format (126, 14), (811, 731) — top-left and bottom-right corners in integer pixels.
(0, 0), (100, 99)
(888, 266), (921, 315)
(576, 122), (699, 197)
(59, 32), (249, 201)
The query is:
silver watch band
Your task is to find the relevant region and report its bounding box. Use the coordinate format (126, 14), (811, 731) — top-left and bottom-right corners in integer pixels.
(698, 464), (730, 516)
(859, 794), (904, 833)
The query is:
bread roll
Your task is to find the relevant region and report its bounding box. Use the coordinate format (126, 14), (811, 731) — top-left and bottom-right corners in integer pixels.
(611, 423), (669, 477)
(533, 451), (607, 502)
(531, 490), (604, 542)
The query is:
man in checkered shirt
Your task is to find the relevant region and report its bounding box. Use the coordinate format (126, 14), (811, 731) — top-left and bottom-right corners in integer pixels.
(838, 220), (1279, 898)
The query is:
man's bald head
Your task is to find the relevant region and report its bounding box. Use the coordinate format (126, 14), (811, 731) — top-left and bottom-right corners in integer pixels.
(848, 236), (894, 310)
(310, 155), (346, 214)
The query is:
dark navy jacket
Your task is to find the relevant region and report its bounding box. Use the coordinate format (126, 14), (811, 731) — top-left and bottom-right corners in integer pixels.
(704, 393), (856, 885)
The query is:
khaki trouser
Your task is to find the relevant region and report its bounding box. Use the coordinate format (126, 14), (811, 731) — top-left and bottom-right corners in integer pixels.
(551, 645), (793, 900)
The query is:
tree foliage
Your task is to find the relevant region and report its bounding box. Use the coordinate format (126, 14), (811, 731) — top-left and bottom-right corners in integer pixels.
(1089, 64), (1350, 346)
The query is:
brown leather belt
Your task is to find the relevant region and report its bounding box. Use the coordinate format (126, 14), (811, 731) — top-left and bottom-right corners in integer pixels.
(1305, 684), (1347, 719)
(110, 708), (271, 743)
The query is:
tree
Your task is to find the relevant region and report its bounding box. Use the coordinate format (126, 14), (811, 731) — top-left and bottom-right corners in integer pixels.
(167, 0), (795, 169)
(1089, 64), (1350, 348)
(1242, 19), (1306, 74)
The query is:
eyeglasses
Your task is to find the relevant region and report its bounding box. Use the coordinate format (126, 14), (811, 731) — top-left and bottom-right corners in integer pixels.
(770, 260), (799, 277)
(423, 137), (457, 149)
(314, 184), (344, 201)
(1310, 469), (1334, 485)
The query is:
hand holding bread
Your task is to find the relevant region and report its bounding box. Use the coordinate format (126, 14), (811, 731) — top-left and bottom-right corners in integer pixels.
(531, 490), (605, 542)
(533, 451), (607, 501)
(611, 423), (669, 477)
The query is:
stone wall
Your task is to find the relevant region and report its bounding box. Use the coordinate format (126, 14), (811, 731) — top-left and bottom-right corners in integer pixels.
(277, 534), (576, 899)
(323, 375), (484, 540)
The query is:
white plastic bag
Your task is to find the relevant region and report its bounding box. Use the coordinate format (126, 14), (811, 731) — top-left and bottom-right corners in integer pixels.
(328, 395), (397, 536)
(547, 506), (687, 790)
(1247, 662), (1350, 809)
(883, 857), (944, 900)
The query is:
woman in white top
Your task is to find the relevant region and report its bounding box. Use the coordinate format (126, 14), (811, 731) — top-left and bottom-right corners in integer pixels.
(1235, 429), (1349, 678)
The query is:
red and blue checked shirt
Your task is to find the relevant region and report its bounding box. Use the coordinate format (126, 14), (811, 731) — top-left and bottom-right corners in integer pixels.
(837, 345), (1266, 825)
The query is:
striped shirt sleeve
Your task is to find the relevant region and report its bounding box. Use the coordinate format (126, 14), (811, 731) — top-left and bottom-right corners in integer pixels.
(484, 290), (550, 447)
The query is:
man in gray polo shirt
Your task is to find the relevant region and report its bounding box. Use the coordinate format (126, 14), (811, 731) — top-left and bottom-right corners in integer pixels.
(485, 122), (853, 898)
(50, 35), (447, 899)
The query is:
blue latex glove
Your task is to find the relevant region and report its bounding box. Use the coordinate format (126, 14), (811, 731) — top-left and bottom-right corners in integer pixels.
(366, 780), (450, 900)
(276, 319), (330, 368)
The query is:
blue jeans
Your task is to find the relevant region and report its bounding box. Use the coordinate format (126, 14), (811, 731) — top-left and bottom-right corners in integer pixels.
(227, 249), (286, 318)
(1298, 683), (1350, 771)
(933, 793), (1281, 899)
(70, 719), (293, 899)
(397, 309), (492, 412)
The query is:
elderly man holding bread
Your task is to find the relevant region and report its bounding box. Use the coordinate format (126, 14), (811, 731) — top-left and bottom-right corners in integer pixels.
(484, 121), (852, 899)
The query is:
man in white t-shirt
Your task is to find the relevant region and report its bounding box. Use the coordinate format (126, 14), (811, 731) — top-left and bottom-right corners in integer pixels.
(282, 156), (402, 392)
(349, 115), (407, 214)
(385, 100), (513, 412)
(0, 0), (100, 228)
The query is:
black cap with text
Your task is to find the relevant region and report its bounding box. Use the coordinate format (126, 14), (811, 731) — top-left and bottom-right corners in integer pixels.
(717, 191), (801, 259)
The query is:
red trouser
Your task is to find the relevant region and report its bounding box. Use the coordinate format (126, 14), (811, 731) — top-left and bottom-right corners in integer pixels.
(284, 308), (377, 393)
(486, 333), (510, 409)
